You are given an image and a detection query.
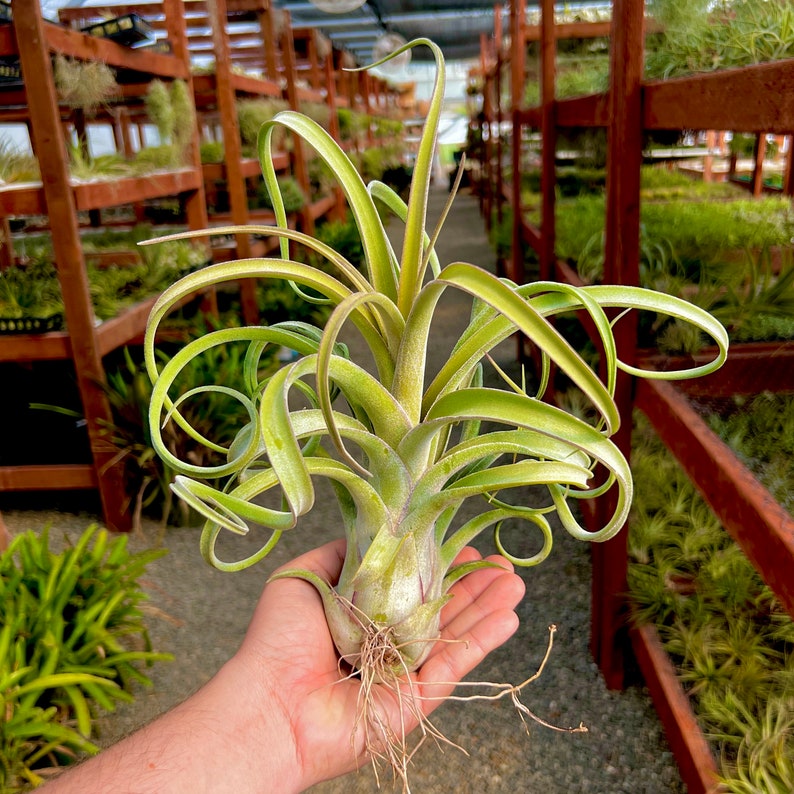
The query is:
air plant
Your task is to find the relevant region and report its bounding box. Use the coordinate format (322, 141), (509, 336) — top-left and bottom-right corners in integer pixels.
(628, 415), (794, 790)
(143, 80), (195, 167)
(53, 55), (119, 115)
(143, 40), (727, 782)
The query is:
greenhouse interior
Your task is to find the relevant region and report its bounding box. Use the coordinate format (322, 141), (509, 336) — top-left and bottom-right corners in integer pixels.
(0, 1), (792, 792)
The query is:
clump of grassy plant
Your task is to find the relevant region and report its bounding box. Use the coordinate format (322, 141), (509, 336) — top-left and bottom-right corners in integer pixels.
(655, 246), (794, 354)
(53, 55), (119, 114)
(143, 40), (727, 785)
(237, 98), (289, 154)
(0, 256), (62, 320)
(0, 525), (170, 790)
(143, 80), (195, 167)
(308, 155), (336, 198)
(133, 145), (179, 173)
(640, 166), (741, 202)
(555, 55), (610, 98)
(299, 100), (331, 129)
(200, 140), (225, 164)
(646, 0), (794, 78)
(706, 391), (794, 514)
(357, 144), (405, 184)
(68, 145), (131, 181)
(551, 193), (794, 273)
(254, 175), (306, 213)
(628, 413), (794, 791)
(336, 107), (370, 142)
(145, 80), (174, 145)
(646, 0), (794, 79)
(712, 248), (794, 344)
(373, 116), (404, 138)
(711, 693), (794, 794)
(0, 229), (208, 326)
(169, 78), (195, 157)
(313, 214), (365, 270)
(0, 138), (40, 184)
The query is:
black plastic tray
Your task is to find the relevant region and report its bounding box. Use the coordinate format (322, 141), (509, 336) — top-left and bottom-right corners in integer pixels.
(0, 57), (21, 88)
(0, 315), (64, 335)
(80, 13), (154, 47)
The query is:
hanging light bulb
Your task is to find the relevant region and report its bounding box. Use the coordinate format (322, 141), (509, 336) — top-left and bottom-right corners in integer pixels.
(372, 32), (410, 72)
(308, 0), (367, 13)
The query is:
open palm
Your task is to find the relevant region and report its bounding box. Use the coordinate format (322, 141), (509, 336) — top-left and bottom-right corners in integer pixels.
(233, 539), (525, 789)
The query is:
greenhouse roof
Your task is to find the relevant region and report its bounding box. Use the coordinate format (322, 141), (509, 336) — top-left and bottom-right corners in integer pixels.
(273, 1), (507, 63)
(274, 2), (614, 64)
(49, 2), (611, 66)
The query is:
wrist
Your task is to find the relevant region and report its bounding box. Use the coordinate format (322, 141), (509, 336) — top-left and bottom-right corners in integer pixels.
(204, 655), (305, 793)
(42, 656), (305, 794)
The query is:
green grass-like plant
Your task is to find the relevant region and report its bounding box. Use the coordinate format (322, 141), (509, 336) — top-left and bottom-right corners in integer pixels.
(254, 175), (306, 213)
(237, 98), (289, 154)
(53, 55), (119, 114)
(646, 0), (794, 79)
(0, 525), (171, 791)
(143, 40), (727, 779)
(628, 414), (794, 791)
(145, 80), (175, 148)
(706, 391), (794, 514)
(143, 79), (195, 167)
(0, 138), (40, 184)
(200, 140), (225, 164)
(0, 232), (208, 326)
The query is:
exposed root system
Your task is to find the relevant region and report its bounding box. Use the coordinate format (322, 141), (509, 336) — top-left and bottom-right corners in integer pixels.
(334, 593), (586, 794)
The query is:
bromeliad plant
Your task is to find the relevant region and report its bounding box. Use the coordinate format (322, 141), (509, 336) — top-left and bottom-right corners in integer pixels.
(144, 39), (727, 772)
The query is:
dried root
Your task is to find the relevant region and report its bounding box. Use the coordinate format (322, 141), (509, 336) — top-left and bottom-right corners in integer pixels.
(333, 594), (585, 794)
(338, 602), (462, 792)
(435, 624), (589, 736)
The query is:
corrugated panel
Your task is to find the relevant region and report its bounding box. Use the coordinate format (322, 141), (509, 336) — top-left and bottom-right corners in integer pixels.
(278, 1), (510, 63)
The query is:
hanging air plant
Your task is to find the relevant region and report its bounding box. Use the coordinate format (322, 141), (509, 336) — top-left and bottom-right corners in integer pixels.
(309, 0), (367, 14)
(373, 33), (411, 73)
(54, 54), (119, 115)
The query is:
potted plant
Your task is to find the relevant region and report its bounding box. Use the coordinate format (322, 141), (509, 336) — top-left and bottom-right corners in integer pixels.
(143, 40), (727, 784)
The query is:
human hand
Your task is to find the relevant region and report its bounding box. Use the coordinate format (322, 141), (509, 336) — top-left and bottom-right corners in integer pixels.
(226, 539), (526, 791)
(41, 540), (524, 794)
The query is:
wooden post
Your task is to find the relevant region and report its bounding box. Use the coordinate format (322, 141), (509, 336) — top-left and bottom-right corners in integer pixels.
(257, 0), (280, 82)
(361, 71), (374, 149)
(334, 49), (351, 110)
(162, 0), (209, 234)
(509, 0), (525, 286)
(481, 33), (493, 227)
(307, 31), (321, 91)
(783, 134), (794, 196)
(324, 51), (346, 222)
(280, 15), (314, 236)
(539, 0), (556, 281)
(591, 0), (645, 690)
(0, 216), (14, 269)
(752, 133), (766, 197)
(13, 0), (130, 531)
(0, 511), (9, 552)
(112, 106), (134, 158)
(207, 0), (258, 324)
(494, 5), (506, 278)
(703, 129), (715, 182)
(346, 56), (358, 113)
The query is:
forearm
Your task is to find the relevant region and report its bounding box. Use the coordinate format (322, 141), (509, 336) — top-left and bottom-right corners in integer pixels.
(42, 660), (302, 794)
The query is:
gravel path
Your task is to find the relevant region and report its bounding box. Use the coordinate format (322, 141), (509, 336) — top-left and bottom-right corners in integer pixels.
(3, 187), (684, 793)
